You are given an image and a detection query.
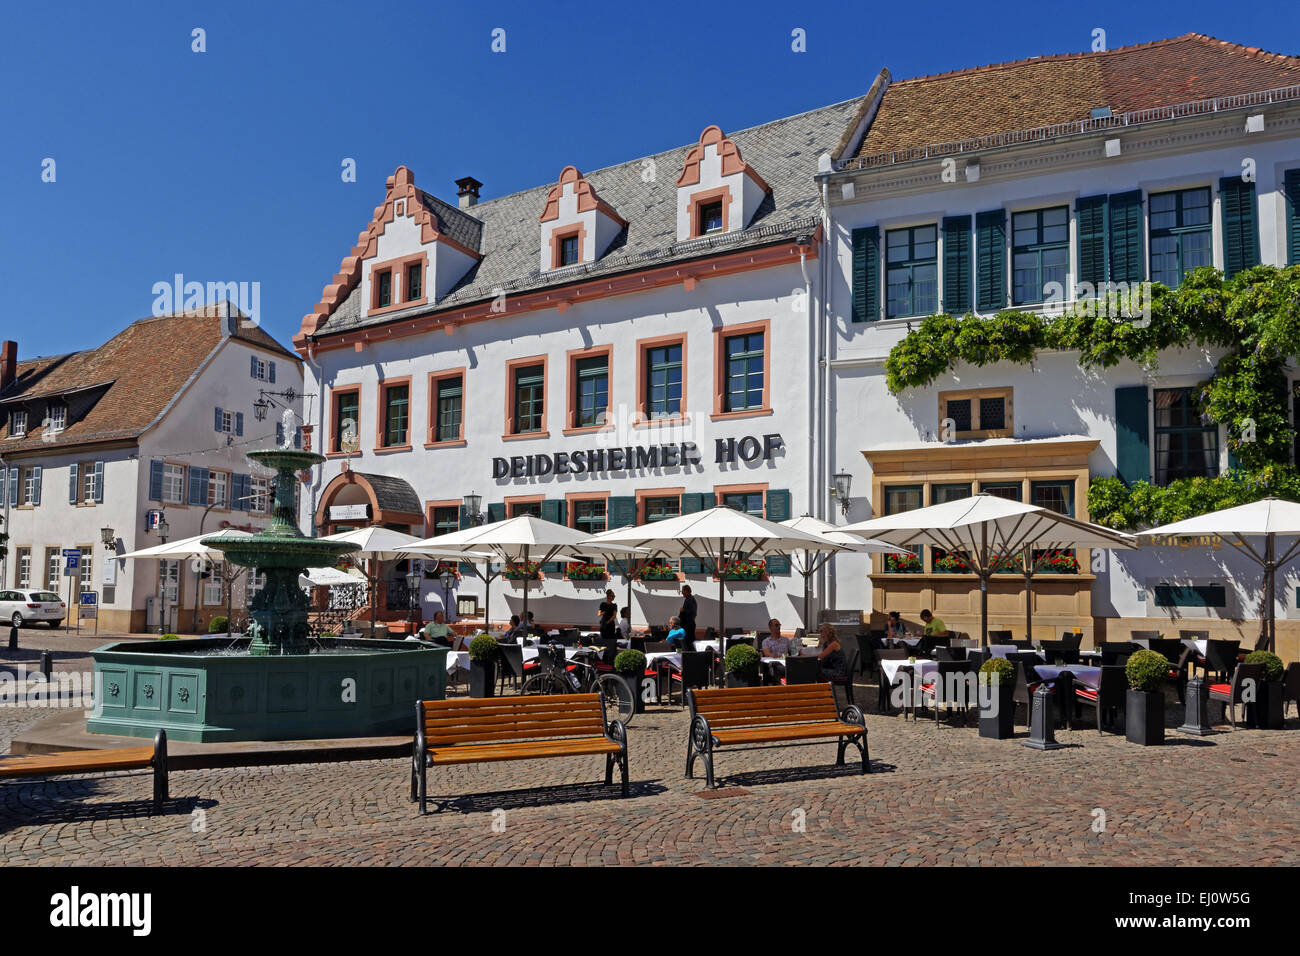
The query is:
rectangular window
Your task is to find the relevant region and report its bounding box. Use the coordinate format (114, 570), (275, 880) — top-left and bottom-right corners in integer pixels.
(1154, 387), (1219, 485)
(1149, 188), (1212, 288)
(1153, 584), (1227, 609)
(644, 495), (681, 522)
(882, 485), (923, 572)
(432, 506), (460, 537)
(939, 388), (1013, 438)
(886, 225), (938, 318)
(250, 476), (271, 514)
(406, 261), (423, 301)
(559, 234), (580, 266)
(45, 548), (60, 589)
(1011, 206), (1069, 305)
(575, 355), (609, 428)
(218, 409), (233, 434)
(435, 376), (463, 443)
(724, 332), (764, 412)
(78, 549), (93, 594)
(203, 578), (223, 606)
(932, 482), (972, 504)
(16, 548), (31, 588)
(252, 358), (268, 381)
(333, 389), (360, 453)
(573, 499), (607, 535)
(49, 404), (66, 433)
(700, 201), (723, 235)
(980, 481), (1023, 501)
(945, 399), (971, 432)
(208, 471), (229, 508)
(721, 492), (764, 515)
(162, 463), (185, 504)
(160, 559), (181, 604)
(512, 365), (545, 434)
(509, 501), (543, 518)
(22, 468), (38, 505)
(382, 384), (409, 447)
(375, 269), (393, 308)
(11, 410), (26, 437)
(82, 464), (96, 503)
(1030, 480), (1074, 516)
(646, 344), (683, 420)
(979, 396), (1006, 431)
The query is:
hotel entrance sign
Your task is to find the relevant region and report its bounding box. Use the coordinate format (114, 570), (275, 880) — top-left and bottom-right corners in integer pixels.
(491, 433), (784, 480)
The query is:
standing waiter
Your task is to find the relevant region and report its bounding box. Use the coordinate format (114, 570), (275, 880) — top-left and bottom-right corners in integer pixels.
(678, 585), (697, 645)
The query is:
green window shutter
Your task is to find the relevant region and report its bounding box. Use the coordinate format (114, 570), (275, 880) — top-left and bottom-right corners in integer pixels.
(851, 226), (880, 322)
(764, 489), (792, 575)
(1284, 169), (1300, 266)
(457, 506), (475, 575)
(608, 496), (637, 530)
(486, 502), (506, 523)
(1076, 195), (1108, 289)
(539, 499), (566, 572)
(679, 493), (707, 573)
(941, 216), (972, 314)
(974, 210), (1006, 312)
(1115, 386), (1151, 486)
(1219, 177), (1260, 279)
(1107, 190), (1144, 286)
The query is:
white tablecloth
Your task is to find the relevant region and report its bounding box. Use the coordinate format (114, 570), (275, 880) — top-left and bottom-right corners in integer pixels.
(880, 658), (937, 683)
(447, 650), (470, 673)
(645, 651), (682, 668)
(1183, 639), (1208, 656)
(984, 644), (1021, 659)
(1033, 664), (1102, 687)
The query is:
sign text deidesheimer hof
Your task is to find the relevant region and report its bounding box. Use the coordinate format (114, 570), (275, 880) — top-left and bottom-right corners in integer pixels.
(492, 434), (784, 480)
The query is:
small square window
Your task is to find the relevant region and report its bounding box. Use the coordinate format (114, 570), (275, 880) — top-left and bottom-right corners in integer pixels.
(10, 410), (26, 437)
(979, 396), (1006, 431)
(700, 201), (724, 235)
(559, 234), (579, 267)
(946, 400), (971, 432)
(376, 269), (392, 308)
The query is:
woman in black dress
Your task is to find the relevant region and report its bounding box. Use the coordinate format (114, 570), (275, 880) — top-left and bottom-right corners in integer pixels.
(816, 623), (847, 680)
(598, 589), (618, 643)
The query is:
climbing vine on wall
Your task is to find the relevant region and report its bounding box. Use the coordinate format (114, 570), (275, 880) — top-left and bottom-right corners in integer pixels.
(884, 265), (1300, 529)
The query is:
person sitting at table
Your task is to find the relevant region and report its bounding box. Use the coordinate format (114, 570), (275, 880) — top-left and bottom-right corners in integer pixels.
(526, 611), (546, 639)
(617, 606), (634, 640)
(816, 622), (847, 680)
(920, 609), (949, 638)
(761, 619), (793, 658)
(505, 614), (529, 643)
(665, 616), (688, 648)
(419, 610), (454, 647)
(885, 610), (905, 643)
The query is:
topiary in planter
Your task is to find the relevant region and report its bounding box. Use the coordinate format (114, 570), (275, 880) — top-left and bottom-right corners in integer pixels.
(1125, 649), (1170, 693)
(977, 657), (1017, 738)
(1244, 650), (1284, 682)
(614, 649), (646, 676)
(725, 644), (760, 679)
(978, 657), (1016, 685)
(468, 633), (498, 663)
(208, 616), (228, 634)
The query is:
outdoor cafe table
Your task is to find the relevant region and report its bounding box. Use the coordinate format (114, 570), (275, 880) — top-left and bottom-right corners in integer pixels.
(879, 658), (938, 684)
(1033, 664), (1102, 688)
(985, 644), (1020, 658)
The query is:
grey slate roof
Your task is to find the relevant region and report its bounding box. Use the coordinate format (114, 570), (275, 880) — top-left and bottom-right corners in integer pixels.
(355, 472), (423, 515)
(313, 96), (864, 337)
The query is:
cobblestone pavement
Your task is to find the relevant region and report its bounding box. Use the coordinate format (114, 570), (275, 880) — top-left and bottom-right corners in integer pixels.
(2, 678), (1298, 866)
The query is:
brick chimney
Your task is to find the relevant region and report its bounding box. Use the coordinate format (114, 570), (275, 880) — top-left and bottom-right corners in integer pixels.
(455, 176), (482, 210)
(0, 341), (15, 392)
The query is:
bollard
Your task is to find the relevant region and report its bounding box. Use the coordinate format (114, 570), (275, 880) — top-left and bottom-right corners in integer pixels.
(1021, 683), (1063, 750)
(40, 649), (53, 681)
(1176, 676), (1216, 736)
(7, 625), (16, 650)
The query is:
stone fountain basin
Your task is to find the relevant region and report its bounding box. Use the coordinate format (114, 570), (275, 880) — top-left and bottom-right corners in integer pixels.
(87, 637), (448, 742)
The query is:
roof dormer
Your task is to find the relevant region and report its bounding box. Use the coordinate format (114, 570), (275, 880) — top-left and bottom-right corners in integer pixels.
(539, 166), (627, 272)
(675, 125), (770, 241)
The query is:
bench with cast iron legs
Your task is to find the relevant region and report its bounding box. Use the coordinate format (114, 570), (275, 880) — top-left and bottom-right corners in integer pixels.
(685, 683), (868, 789)
(0, 729), (169, 810)
(411, 693), (628, 814)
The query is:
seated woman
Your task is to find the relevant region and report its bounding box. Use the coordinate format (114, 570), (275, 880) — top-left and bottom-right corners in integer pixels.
(816, 622), (847, 680)
(617, 606), (636, 640)
(504, 614), (530, 643)
(419, 610), (454, 647)
(885, 610), (905, 645)
(664, 616), (688, 647)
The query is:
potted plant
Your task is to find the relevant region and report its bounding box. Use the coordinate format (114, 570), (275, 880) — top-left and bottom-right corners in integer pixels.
(1243, 651), (1285, 729)
(885, 552), (922, 573)
(565, 562), (607, 582)
(1038, 550), (1080, 574)
(637, 562), (677, 582)
(1124, 649), (1170, 745)
(468, 633), (498, 698)
(719, 560), (765, 581)
(977, 657), (1017, 739)
(614, 649), (648, 713)
(503, 561), (540, 580)
(933, 551), (971, 573)
(724, 644), (761, 687)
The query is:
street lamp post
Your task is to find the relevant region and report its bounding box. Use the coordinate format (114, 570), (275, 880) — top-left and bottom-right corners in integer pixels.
(439, 568), (455, 620)
(405, 568), (421, 631)
(460, 491), (488, 626)
(156, 513), (170, 635)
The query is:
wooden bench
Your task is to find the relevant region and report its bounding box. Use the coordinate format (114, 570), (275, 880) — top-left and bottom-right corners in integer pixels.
(686, 683), (867, 788)
(411, 694), (628, 814)
(0, 729), (168, 809)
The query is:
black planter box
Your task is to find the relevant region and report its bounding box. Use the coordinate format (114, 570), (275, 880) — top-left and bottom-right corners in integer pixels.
(469, 659), (496, 698)
(725, 672), (761, 688)
(1125, 689), (1164, 745)
(616, 671), (646, 712)
(1249, 680), (1285, 729)
(978, 682), (1016, 739)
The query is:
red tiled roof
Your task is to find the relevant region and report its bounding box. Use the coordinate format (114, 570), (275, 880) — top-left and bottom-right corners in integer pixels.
(0, 306), (298, 453)
(854, 34), (1300, 158)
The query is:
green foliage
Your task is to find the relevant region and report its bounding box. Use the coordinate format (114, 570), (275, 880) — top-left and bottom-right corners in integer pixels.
(724, 643), (760, 676)
(208, 616), (229, 634)
(1244, 650), (1284, 682)
(159, 633), (181, 641)
(614, 648), (647, 675)
(1125, 649), (1170, 693)
(468, 633), (498, 663)
(978, 657), (1016, 685)
(1089, 466), (1300, 530)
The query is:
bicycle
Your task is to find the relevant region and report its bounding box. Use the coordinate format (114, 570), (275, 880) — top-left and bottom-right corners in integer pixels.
(519, 644), (637, 724)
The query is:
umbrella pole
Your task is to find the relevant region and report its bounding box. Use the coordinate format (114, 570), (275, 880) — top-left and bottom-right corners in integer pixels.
(369, 558), (377, 637)
(521, 547), (529, 631)
(484, 562), (491, 631)
(1023, 548), (1033, 644)
(1261, 533), (1275, 652)
(980, 525), (989, 648)
(804, 567), (811, 636)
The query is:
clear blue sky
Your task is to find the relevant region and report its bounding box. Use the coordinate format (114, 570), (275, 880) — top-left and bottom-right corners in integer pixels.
(1, 0), (1295, 359)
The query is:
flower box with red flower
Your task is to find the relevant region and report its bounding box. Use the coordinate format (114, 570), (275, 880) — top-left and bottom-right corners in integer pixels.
(503, 561), (541, 581)
(638, 562), (677, 582)
(719, 559), (766, 581)
(884, 552), (922, 573)
(565, 562), (607, 581)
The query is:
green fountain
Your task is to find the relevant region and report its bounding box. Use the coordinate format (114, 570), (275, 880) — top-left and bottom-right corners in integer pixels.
(87, 445), (448, 742)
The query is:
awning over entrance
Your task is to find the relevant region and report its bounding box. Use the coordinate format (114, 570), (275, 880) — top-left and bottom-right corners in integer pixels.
(315, 469), (424, 532)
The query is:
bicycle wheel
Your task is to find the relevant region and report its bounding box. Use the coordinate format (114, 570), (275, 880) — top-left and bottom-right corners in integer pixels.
(596, 673), (636, 725)
(520, 672), (562, 696)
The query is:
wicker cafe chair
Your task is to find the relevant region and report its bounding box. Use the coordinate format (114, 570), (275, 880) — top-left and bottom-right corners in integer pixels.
(876, 649), (909, 713)
(784, 656), (824, 686)
(664, 651), (712, 707)
(1129, 630), (1162, 645)
(827, 648), (860, 707)
(916, 660), (973, 727)
(1201, 640), (1241, 684)
(1209, 662), (1265, 730)
(1073, 665), (1127, 735)
(988, 629), (1013, 643)
(496, 643), (525, 695)
(1284, 662), (1300, 718)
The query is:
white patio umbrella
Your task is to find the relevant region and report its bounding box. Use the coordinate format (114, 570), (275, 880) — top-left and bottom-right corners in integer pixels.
(410, 515), (594, 628)
(777, 515), (910, 632)
(119, 531), (255, 635)
(569, 526), (650, 618)
(842, 494), (1137, 647)
(320, 526), (435, 633)
(1143, 497), (1300, 652)
(591, 507), (843, 639)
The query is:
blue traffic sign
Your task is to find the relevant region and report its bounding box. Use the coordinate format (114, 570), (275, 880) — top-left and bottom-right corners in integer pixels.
(79, 591), (98, 606)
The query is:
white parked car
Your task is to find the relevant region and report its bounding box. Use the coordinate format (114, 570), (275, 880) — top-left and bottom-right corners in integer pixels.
(0, 589), (67, 628)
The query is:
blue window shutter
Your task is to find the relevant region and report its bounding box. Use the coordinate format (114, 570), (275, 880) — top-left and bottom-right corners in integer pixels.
(487, 502), (506, 523)
(31, 466), (41, 506)
(214, 407), (223, 432)
(1107, 190), (1144, 286)
(941, 216), (972, 314)
(764, 489), (792, 575)
(1076, 195), (1108, 290)
(679, 493), (708, 573)
(235, 412), (244, 437)
(7, 467), (16, 507)
(148, 460), (163, 502)
(851, 226), (880, 322)
(1115, 386), (1151, 486)
(250, 355), (258, 378)
(1284, 169), (1300, 266)
(1219, 177), (1260, 279)
(0, 467), (5, 505)
(94, 461), (104, 503)
(268, 362), (276, 384)
(188, 467), (205, 506)
(975, 210), (1007, 311)
(68, 463), (79, 504)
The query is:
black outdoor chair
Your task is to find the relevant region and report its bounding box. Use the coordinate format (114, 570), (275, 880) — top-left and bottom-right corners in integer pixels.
(784, 656), (824, 685)
(629, 636), (648, 654)
(1060, 632), (1083, 652)
(827, 648), (860, 707)
(1179, 629), (1211, 642)
(1010, 640), (1034, 650)
(932, 646), (960, 661)
(1100, 644), (1136, 668)
(663, 651), (713, 706)
(1129, 629), (1162, 644)
(726, 636), (756, 651)
(724, 627), (745, 638)
(1283, 661), (1300, 718)
(1038, 641), (1079, 666)
(916, 660), (973, 726)
(496, 643), (525, 695)
(988, 629), (1013, 643)
(876, 649), (909, 713)
(1073, 665), (1126, 735)
(1202, 639), (1242, 684)
(837, 633), (860, 671)
(648, 626), (668, 642)
(644, 641), (673, 654)
(1209, 662), (1265, 730)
